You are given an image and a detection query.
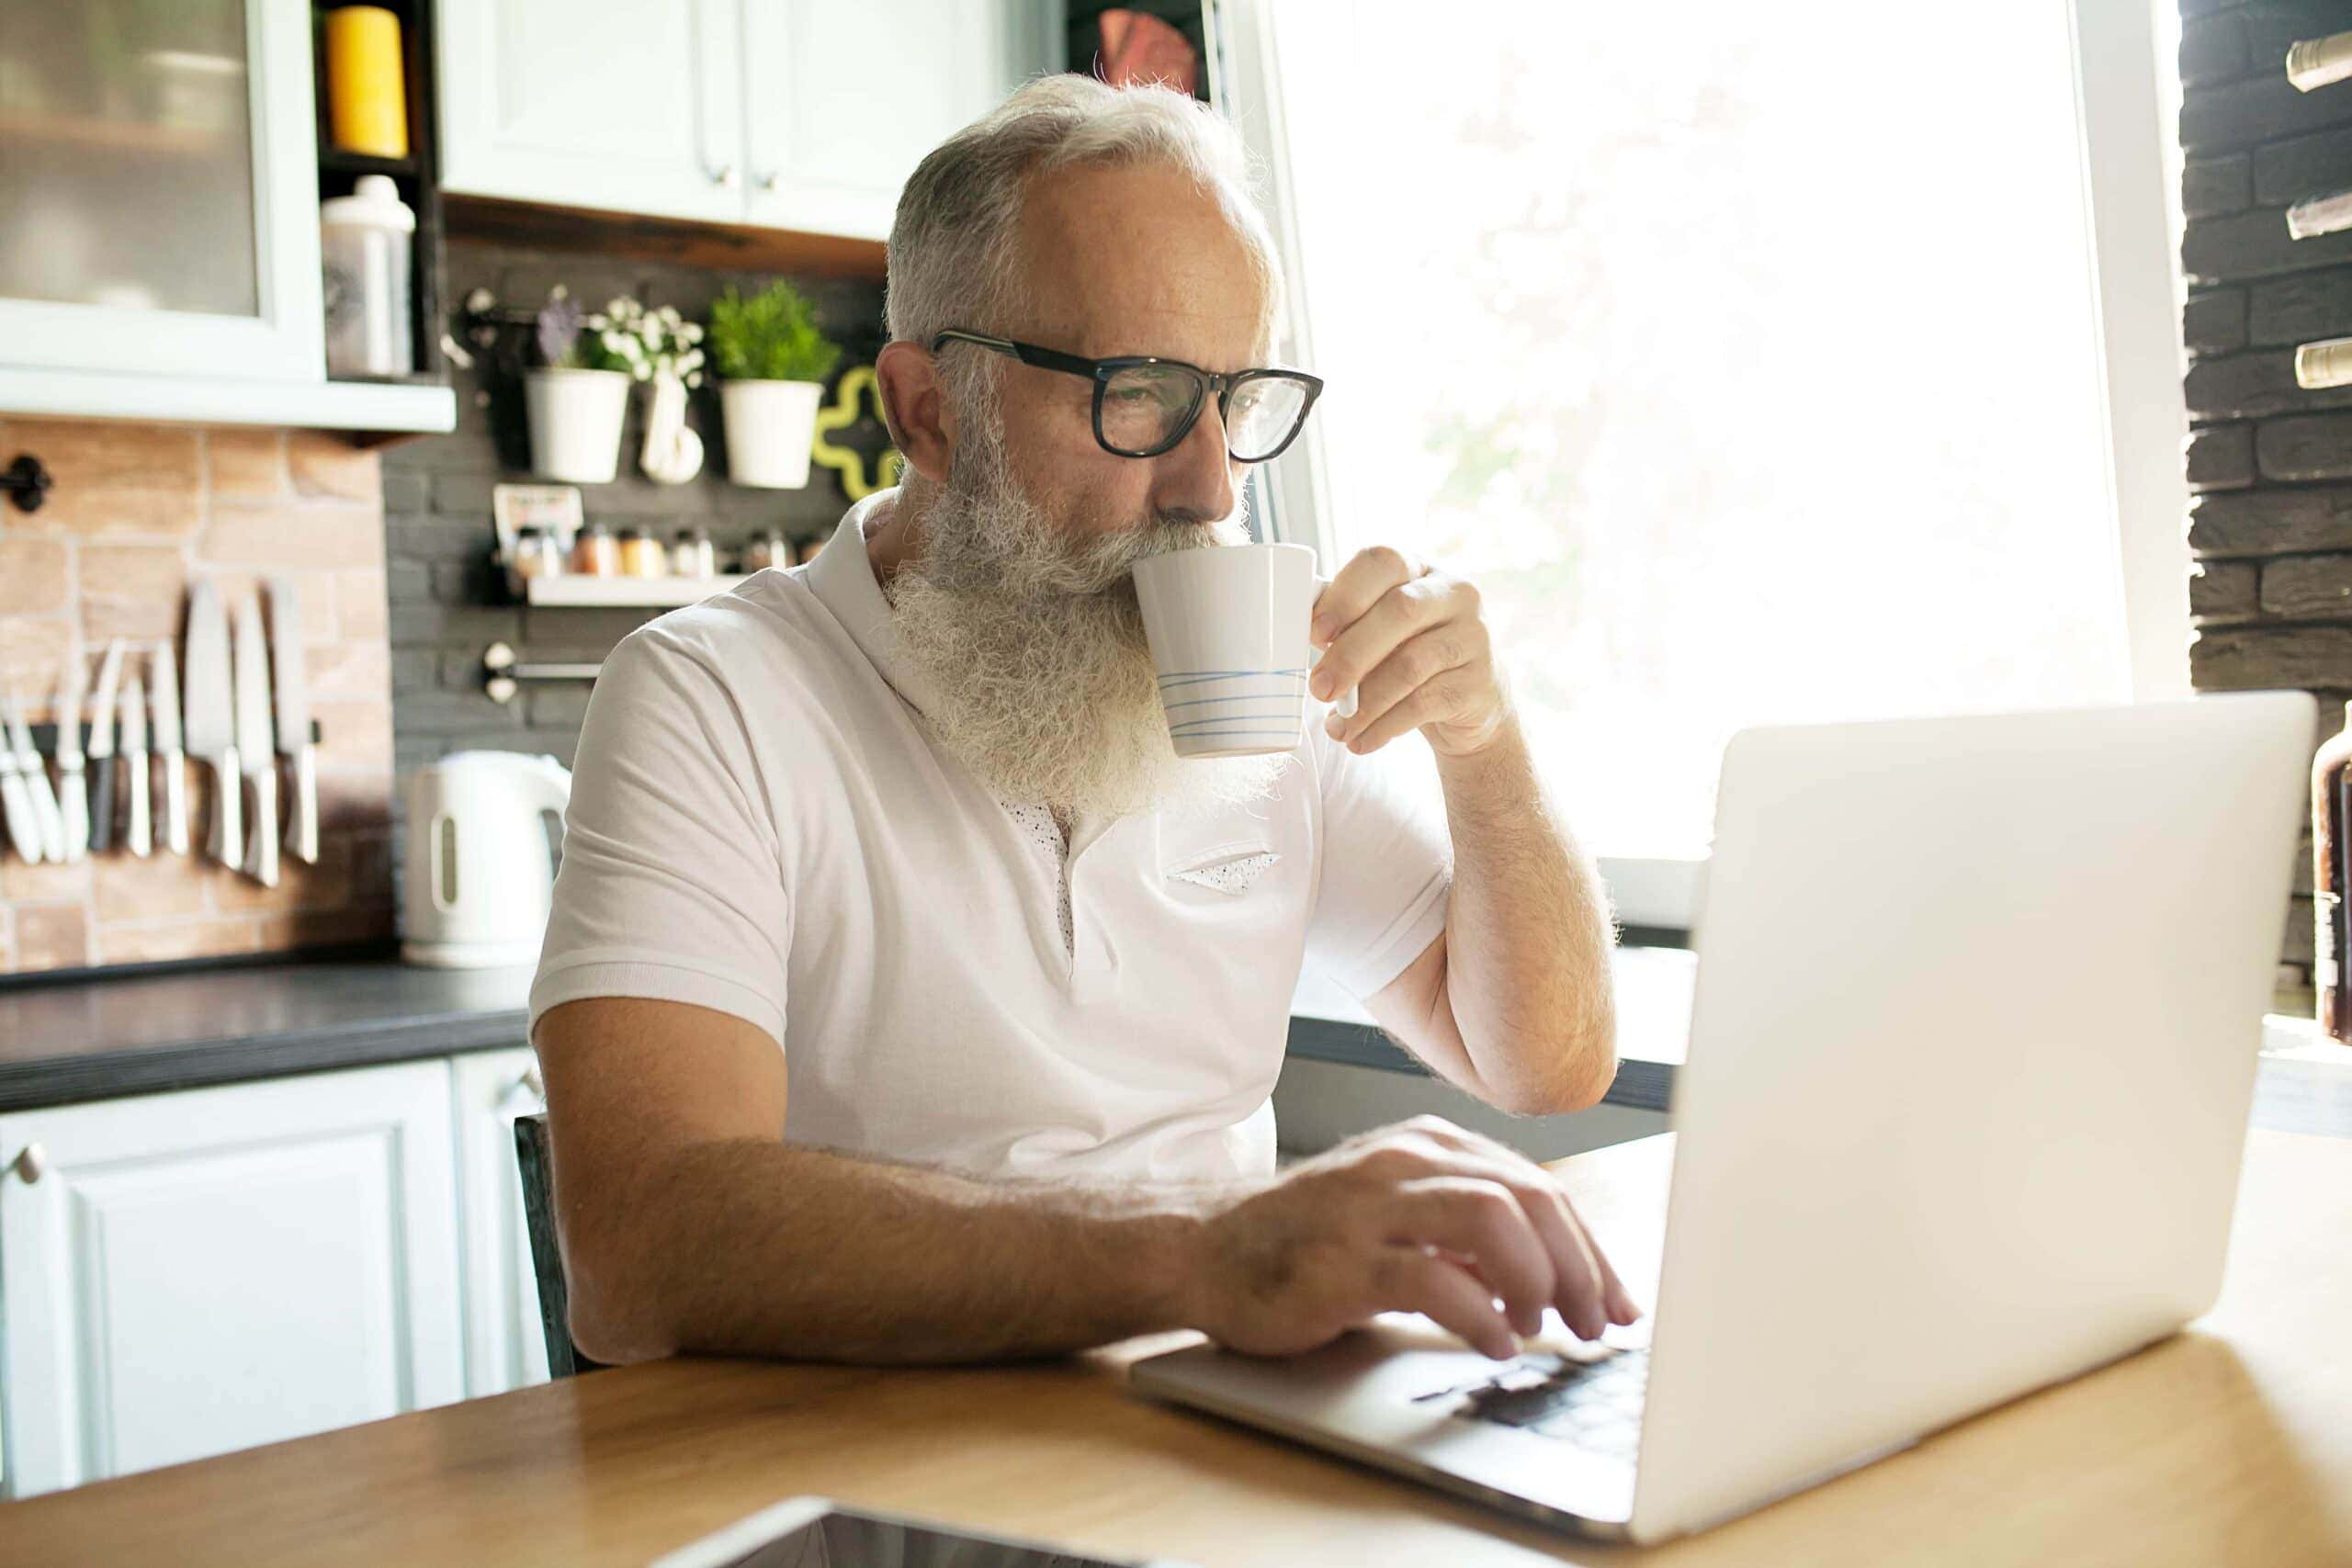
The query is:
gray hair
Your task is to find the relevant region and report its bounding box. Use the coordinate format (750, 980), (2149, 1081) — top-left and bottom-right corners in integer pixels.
(886, 74), (1286, 409)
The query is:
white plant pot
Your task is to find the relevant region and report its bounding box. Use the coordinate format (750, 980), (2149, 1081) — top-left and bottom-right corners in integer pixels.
(721, 378), (825, 489)
(525, 367), (631, 484)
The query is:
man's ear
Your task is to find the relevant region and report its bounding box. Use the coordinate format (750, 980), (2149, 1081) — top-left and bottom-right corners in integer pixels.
(875, 339), (955, 486)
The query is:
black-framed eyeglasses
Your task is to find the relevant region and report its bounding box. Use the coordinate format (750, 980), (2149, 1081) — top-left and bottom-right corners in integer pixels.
(930, 329), (1324, 463)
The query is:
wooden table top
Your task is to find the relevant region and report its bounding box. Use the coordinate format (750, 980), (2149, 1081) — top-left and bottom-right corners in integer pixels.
(4, 1129), (2347, 1566)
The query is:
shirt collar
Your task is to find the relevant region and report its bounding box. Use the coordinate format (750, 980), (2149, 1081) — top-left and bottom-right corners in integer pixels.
(804, 486), (944, 720)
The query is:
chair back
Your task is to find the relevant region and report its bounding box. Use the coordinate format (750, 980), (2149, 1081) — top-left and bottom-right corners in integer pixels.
(513, 1111), (607, 1377)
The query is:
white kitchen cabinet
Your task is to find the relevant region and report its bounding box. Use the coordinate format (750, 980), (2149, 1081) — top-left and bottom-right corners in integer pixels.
(0, 1062), (466, 1498)
(0, 0), (322, 381)
(741, 2), (1035, 242)
(450, 1046), (552, 1398)
(437, 0), (746, 223)
(439, 0), (1053, 240)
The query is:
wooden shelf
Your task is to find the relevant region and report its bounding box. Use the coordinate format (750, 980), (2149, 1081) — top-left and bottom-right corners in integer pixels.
(524, 574), (751, 608)
(0, 107), (234, 159)
(319, 147), (421, 178)
(444, 194), (888, 282)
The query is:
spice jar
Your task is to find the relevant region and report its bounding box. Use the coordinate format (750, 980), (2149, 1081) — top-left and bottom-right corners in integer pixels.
(618, 527), (667, 578)
(518, 526), (564, 578)
(571, 521), (618, 577)
(671, 526), (715, 579)
(746, 529), (789, 571)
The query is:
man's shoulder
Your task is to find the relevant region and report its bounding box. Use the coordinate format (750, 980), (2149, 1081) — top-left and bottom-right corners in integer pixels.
(617, 567), (851, 689)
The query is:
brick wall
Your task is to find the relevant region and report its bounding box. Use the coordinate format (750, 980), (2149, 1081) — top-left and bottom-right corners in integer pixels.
(2180, 0), (2352, 976)
(382, 239), (885, 788)
(0, 419), (395, 976)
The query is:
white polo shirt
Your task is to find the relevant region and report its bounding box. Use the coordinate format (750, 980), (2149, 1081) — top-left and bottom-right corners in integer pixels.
(528, 490), (1453, 1182)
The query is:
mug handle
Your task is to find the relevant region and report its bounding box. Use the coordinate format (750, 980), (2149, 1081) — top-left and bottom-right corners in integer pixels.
(1310, 574), (1360, 720)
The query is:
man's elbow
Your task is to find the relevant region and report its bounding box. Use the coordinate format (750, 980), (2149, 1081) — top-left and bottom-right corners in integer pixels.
(1497, 1017), (1619, 1117)
(558, 1189), (685, 1365)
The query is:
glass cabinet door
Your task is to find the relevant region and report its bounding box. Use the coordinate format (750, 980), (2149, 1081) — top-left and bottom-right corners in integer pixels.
(0, 0), (323, 380)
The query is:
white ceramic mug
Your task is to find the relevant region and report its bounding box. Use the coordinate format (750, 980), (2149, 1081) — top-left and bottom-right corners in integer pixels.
(1130, 542), (1357, 759)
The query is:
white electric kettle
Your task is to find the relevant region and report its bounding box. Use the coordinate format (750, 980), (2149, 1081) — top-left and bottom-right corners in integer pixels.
(400, 750), (572, 967)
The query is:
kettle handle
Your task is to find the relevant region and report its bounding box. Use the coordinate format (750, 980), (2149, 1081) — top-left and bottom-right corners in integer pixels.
(525, 755), (572, 852)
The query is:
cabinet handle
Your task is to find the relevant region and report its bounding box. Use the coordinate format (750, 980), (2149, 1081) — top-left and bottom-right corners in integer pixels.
(708, 163), (739, 189)
(12, 1143), (46, 1183)
(758, 171), (781, 194)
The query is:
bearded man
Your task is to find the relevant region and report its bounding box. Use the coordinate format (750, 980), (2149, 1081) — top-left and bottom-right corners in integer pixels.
(530, 75), (1633, 1370)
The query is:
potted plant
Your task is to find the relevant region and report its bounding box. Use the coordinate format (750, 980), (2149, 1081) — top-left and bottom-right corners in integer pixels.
(523, 287), (631, 484)
(709, 281), (842, 489)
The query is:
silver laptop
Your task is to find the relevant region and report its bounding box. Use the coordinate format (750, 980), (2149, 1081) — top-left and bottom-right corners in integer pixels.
(1131, 693), (2312, 1545)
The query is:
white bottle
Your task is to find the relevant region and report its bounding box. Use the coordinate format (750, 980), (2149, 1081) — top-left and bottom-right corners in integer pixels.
(321, 174), (415, 378)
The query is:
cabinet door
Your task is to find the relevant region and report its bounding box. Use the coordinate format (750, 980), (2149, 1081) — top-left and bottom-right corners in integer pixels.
(0, 1062), (465, 1499)
(742, 2), (1048, 242)
(437, 0), (745, 223)
(451, 1047), (551, 1398)
(0, 0), (323, 379)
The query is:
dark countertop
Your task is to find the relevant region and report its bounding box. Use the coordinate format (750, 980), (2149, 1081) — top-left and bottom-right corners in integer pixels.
(0, 950), (1693, 1118)
(9, 948), (2337, 1139)
(0, 960), (536, 1113)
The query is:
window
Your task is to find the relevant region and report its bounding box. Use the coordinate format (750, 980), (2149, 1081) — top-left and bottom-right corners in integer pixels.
(1228, 1), (2147, 882)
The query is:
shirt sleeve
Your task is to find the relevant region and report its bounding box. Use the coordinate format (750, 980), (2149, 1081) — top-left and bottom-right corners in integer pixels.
(1302, 717), (1454, 999)
(527, 618), (794, 1049)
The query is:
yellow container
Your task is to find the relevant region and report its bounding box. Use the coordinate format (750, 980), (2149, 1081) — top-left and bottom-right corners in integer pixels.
(326, 6), (408, 159)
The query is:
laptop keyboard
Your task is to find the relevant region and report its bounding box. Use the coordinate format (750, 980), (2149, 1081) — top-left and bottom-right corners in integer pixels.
(1419, 1347), (1649, 1461)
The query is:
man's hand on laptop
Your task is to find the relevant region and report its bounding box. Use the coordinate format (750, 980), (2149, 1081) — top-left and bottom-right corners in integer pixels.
(1186, 1114), (1643, 1361)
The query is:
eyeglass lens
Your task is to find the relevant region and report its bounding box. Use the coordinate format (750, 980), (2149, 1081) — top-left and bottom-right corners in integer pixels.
(1100, 364), (1311, 458)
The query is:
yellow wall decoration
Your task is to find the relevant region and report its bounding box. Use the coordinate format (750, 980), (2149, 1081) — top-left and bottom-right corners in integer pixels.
(808, 366), (907, 501)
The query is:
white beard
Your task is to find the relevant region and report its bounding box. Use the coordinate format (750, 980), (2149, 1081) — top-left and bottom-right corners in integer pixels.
(882, 417), (1293, 821)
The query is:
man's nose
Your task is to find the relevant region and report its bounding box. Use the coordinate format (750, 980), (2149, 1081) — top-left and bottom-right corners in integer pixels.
(1148, 396), (1238, 525)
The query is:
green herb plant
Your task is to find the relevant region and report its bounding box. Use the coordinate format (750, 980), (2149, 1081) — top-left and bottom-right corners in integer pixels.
(707, 281), (842, 384)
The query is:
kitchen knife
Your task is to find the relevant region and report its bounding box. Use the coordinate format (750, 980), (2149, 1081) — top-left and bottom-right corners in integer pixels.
(152, 640), (188, 855)
(120, 671), (150, 857)
(0, 694), (42, 864)
(85, 638), (125, 853)
(183, 580), (241, 868)
(54, 656), (87, 861)
(232, 593), (278, 887)
(266, 577), (316, 865)
(3, 690), (65, 863)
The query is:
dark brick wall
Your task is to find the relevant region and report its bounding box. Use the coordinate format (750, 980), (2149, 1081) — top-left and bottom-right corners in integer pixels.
(2180, 0), (2352, 974)
(382, 239), (886, 795)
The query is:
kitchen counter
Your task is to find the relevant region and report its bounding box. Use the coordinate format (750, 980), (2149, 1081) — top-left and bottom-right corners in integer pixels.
(0, 950), (1699, 1120)
(0, 959), (536, 1113)
(8, 949), (2340, 1138)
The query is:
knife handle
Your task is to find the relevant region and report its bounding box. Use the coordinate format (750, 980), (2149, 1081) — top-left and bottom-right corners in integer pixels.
(58, 760), (87, 863)
(88, 755), (114, 853)
(0, 758), (40, 865)
(288, 745), (319, 864)
(125, 750), (150, 858)
(243, 761), (278, 887)
(210, 747), (242, 867)
(25, 760), (65, 864)
(163, 750), (189, 856)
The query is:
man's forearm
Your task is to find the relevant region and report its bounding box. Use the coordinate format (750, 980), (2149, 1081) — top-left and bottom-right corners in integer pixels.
(1433, 716), (1619, 1110)
(570, 1136), (1254, 1366)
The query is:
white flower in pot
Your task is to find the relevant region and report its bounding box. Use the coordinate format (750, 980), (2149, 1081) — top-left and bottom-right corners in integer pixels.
(590, 297), (707, 486)
(709, 281), (842, 490)
(522, 287), (630, 484)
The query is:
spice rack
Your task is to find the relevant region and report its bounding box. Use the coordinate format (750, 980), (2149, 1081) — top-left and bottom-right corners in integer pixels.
(521, 575), (752, 609)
